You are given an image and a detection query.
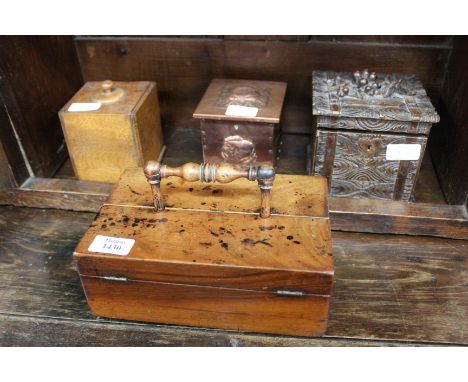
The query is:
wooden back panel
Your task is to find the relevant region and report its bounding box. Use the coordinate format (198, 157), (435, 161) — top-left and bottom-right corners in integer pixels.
(0, 36), (83, 177)
(75, 36), (452, 134)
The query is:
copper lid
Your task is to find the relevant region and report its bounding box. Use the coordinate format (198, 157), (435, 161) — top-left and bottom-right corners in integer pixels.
(193, 79), (287, 123)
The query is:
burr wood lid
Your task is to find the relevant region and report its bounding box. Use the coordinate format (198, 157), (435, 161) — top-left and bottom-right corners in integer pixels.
(193, 79), (287, 123)
(312, 70), (440, 123)
(74, 169), (333, 296)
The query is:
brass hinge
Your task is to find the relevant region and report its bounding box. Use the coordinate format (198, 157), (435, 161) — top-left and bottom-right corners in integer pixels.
(275, 290), (305, 297)
(102, 275), (128, 282)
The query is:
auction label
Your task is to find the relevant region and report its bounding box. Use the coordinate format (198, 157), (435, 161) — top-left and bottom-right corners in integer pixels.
(225, 105), (258, 117)
(68, 102), (102, 112)
(88, 235), (135, 256)
(386, 144), (421, 161)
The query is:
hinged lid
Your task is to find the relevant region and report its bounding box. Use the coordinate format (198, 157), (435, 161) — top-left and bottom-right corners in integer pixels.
(74, 168), (333, 296)
(313, 70), (440, 123)
(60, 81), (154, 115)
(193, 79), (287, 123)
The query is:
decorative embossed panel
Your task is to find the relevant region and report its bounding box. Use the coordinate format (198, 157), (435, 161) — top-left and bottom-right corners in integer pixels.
(201, 120), (277, 166)
(311, 69), (437, 201)
(313, 70), (439, 125)
(195, 79), (286, 166)
(312, 130), (427, 201)
(317, 116), (432, 135)
(216, 85), (271, 109)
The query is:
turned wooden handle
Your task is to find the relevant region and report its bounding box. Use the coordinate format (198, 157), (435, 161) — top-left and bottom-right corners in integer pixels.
(144, 162), (275, 218)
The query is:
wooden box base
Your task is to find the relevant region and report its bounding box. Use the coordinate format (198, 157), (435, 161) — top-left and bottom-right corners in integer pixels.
(81, 277), (330, 337)
(74, 169), (333, 336)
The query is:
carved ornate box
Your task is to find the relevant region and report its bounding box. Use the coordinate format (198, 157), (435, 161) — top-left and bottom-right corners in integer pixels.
(59, 80), (163, 183)
(73, 162), (333, 337)
(193, 79), (287, 167)
(311, 70), (439, 201)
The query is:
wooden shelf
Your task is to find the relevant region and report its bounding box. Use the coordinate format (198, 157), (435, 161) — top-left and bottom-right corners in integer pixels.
(0, 204), (466, 346)
(1, 127), (465, 240)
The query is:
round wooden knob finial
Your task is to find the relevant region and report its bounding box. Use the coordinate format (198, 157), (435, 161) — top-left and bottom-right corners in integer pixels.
(93, 80), (126, 103)
(101, 80), (114, 93)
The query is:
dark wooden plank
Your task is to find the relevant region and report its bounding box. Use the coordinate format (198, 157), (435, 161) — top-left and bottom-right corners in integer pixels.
(0, 206), (466, 345)
(224, 36), (310, 41)
(0, 36), (83, 177)
(310, 36), (453, 46)
(431, 36), (468, 205)
(276, 133), (309, 174)
(0, 314), (451, 347)
(75, 37), (450, 134)
(0, 177), (112, 212)
(413, 149), (446, 204)
(327, 231), (468, 343)
(330, 197), (468, 240)
(0, 69), (30, 186)
(0, 139), (14, 189)
(0, 206), (95, 320)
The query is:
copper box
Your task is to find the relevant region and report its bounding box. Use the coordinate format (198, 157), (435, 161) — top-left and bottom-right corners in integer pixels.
(193, 79), (287, 167)
(311, 70), (439, 201)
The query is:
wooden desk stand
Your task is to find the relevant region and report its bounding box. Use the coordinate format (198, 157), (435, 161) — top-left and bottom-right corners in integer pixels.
(74, 162), (334, 336)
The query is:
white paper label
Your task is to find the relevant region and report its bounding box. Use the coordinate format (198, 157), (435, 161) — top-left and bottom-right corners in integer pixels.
(225, 104), (258, 117)
(386, 144), (421, 161)
(88, 235), (135, 256)
(68, 102), (102, 112)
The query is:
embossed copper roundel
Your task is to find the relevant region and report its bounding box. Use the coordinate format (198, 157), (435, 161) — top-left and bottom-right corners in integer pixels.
(220, 135), (257, 165)
(217, 85), (271, 109)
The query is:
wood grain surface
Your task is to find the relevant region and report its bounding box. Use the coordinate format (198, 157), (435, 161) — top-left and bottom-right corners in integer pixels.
(75, 166), (333, 336)
(108, 168), (328, 218)
(329, 197), (468, 240)
(0, 205), (466, 345)
(80, 276), (331, 337)
(0, 177), (112, 212)
(0, 72), (30, 186)
(59, 81), (163, 183)
(316, 116), (432, 136)
(0, 36), (83, 177)
(313, 130), (427, 201)
(0, 140), (14, 189)
(75, 205), (333, 292)
(1, 314), (449, 347)
(431, 37), (468, 205)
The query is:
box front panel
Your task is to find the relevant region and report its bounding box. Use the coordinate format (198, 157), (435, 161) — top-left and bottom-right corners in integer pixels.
(313, 129), (427, 201)
(201, 120), (276, 166)
(61, 113), (140, 183)
(81, 276), (330, 337)
(74, 205), (334, 287)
